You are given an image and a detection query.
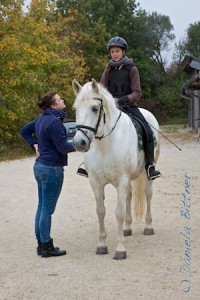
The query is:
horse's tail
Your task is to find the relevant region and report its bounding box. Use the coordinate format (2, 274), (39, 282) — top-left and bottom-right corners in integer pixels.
(132, 172), (146, 220)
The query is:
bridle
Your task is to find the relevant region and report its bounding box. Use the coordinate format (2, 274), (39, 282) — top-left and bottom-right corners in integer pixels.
(76, 97), (121, 143)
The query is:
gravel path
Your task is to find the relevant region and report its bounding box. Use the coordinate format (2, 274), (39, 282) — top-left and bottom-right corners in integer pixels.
(0, 127), (199, 300)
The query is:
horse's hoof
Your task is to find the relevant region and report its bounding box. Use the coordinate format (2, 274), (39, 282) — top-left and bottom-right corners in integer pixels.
(123, 229), (132, 236)
(143, 228), (154, 235)
(96, 246), (108, 255)
(113, 251), (127, 260)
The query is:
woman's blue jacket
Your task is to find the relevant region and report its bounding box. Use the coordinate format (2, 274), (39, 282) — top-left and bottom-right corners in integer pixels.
(20, 109), (75, 166)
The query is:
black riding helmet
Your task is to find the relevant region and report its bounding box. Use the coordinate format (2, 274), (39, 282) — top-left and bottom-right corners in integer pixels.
(107, 36), (128, 52)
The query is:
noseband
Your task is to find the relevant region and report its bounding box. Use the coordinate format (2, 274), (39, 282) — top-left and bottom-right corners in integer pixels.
(76, 97), (121, 142)
(76, 98), (105, 142)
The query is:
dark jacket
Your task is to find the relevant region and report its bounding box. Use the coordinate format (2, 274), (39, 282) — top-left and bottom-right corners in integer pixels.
(20, 109), (75, 166)
(100, 56), (141, 105)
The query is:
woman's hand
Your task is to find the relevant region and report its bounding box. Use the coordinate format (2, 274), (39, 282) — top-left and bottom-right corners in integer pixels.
(33, 144), (39, 157)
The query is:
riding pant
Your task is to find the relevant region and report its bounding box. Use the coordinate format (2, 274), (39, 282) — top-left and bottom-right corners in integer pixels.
(123, 105), (155, 166)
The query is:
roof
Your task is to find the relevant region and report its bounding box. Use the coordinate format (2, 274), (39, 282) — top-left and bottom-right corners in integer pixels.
(184, 74), (200, 90)
(182, 55), (200, 74)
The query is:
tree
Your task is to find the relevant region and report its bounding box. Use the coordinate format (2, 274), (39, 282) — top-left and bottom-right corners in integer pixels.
(140, 12), (175, 73)
(0, 0), (87, 145)
(186, 21), (200, 57)
(172, 36), (188, 74)
(53, 0), (142, 80)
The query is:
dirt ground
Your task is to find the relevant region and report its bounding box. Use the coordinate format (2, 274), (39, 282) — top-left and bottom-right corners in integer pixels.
(0, 126), (200, 300)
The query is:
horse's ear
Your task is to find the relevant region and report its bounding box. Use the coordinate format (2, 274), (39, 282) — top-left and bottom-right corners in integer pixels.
(72, 79), (82, 95)
(91, 78), (99, 94)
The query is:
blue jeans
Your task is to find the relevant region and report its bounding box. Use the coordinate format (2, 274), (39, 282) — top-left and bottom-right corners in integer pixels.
(33, 161), (64, 243)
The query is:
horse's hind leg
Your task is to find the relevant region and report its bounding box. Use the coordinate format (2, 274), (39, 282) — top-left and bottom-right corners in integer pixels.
(123, 182), (132, 237)
(92, 184), (108, 255)
(144, 181), (154, 235)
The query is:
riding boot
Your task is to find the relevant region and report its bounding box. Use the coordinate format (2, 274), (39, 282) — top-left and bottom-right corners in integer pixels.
(41, 239), (66, 257)
(77, 167), (88, 177)
(145, 140), (161, 180)
(77, 163), (88, 177)
(145, 164), (162, 180)
(37, 240), (42, 256)
(123, 105), (161, 180)
(37, 240), (60, 256)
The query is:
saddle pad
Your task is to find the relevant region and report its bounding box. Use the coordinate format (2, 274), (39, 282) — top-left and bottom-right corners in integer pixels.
(131, 118), (157, 150)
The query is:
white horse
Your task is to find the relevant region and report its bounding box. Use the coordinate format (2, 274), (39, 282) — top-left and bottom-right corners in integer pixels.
(72, 78), (160, 260)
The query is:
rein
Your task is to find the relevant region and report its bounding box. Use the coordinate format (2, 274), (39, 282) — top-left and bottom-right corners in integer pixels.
(76, 97), (121, 142)
(95, 110), (121, 140)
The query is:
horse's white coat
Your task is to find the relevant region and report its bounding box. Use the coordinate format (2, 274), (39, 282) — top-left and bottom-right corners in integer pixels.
(72, 79), (160, 259)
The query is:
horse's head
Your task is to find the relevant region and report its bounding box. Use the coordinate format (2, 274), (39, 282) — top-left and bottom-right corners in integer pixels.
(72, 78), (121, 152)
(72, 78), (107, 152)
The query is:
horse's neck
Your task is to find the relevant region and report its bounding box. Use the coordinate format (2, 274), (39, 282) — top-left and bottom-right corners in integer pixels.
(100, 93), (137, 139)
(100, 109), (137, 144)
(104, 98), (121, 127)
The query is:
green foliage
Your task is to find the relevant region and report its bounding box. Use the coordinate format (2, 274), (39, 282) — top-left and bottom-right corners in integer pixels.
(186, 21), (200, 57)
(156, 86), (181, 115)
(0, 0), (195, 149)
(0, 0), (87, 145)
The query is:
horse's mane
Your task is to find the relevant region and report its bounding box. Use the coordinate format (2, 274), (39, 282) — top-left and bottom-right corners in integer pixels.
(99, 84), (117, 110)
(73, 81), (118, 118)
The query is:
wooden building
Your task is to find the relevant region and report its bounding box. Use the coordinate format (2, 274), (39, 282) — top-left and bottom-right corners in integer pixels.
(181, 55), (200, 133)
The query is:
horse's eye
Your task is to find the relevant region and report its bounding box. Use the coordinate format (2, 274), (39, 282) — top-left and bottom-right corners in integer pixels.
(92, 106), (98, 113)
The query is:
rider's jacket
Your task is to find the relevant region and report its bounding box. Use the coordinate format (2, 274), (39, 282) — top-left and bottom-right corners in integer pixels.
(107, 64), (134, 98)
(100, 55), (141, 105)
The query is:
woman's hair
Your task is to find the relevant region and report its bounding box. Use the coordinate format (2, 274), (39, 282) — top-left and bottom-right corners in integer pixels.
(37, 92), (57, 110)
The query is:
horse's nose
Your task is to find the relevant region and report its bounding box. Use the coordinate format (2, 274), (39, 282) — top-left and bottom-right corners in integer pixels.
(73, 138), (86, 147)
(73, 137), (89, 152)
(80, 140), (86, 147)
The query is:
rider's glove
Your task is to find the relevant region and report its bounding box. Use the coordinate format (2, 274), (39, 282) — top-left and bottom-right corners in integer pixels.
(117, 96), (130, 107)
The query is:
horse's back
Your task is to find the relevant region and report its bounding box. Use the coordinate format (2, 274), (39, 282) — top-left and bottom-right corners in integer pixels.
(138, 108), (159, 138)
(139, 108), (159, 126)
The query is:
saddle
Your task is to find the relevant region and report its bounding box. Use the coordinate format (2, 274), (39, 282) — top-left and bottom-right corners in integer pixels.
(126, 113), (157, 150)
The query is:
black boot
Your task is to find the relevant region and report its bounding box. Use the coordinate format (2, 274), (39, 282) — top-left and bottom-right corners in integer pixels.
(41, 239), (66, 257)
(37, 240), (42, 256)
(37, 240), (60, 256)
(77, 167), (88, 177)
(146, 164), (162, 180)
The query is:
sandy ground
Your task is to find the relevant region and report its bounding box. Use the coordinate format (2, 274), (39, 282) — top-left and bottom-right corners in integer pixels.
(0, 126), (200, 300)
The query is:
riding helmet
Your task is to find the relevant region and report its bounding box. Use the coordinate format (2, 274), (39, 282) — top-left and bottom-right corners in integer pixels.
(107, 36), (128, 51)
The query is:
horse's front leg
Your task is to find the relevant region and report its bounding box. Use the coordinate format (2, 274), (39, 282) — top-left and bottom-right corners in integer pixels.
(123, 182), (132, 237)
(91, 182), (108, 255)
(114, 180), (129, 260)
(144, 181), (154, 235)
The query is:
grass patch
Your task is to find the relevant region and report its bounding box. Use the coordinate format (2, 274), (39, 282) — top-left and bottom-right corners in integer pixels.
(163, 116), (188, 126)
(0, 144), (35, 162)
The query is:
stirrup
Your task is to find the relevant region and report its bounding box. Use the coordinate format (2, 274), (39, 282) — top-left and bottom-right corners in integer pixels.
(77, 163), (88, 178)
(146, 164), (162, 180)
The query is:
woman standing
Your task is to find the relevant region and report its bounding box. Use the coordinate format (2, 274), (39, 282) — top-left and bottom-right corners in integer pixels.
(20, 92), (75, 257)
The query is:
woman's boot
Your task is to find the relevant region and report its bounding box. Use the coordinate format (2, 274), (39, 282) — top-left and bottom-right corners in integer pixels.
(37, 240), (42, 256)
(37, 240), (60, 256)
(41, 239), (66, 257)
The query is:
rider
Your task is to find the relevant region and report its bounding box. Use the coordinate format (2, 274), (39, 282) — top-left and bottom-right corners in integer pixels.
(78, 36), (161, 180)
(101, 36), (161, 180)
